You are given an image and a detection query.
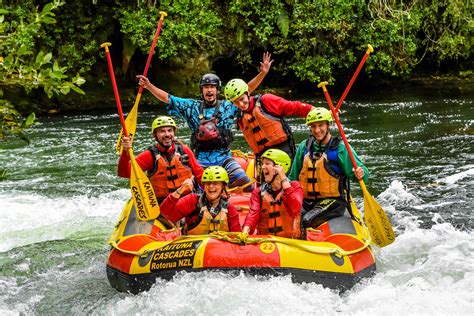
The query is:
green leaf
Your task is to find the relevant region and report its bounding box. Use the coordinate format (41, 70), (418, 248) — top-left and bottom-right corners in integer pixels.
(35, 51), (45, 66)
(70, 85), (85, 95)
(53, 61), (60, 72)
(50, 71), (67, 79)
(40, 16), (56, 24)
(42, 3), (54, 14)
(73, 76), (86, 85)
(17, 45), (32, 56)
(24, 112), (36, 128)
(236, 28), (244, 44)
(277, 8), (290, 38)
(60, 86), (70, 94)
(0, 9), (9, 14)
(42, 53), (52, 65)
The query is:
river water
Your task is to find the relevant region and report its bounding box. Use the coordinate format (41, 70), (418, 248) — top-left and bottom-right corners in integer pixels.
(1, 85), (473, 315)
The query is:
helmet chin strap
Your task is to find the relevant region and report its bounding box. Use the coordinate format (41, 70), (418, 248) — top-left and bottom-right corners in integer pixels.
(267, 173), (278, 186)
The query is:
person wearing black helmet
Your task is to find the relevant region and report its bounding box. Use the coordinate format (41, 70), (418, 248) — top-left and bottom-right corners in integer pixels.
(136, 53), (273, 190)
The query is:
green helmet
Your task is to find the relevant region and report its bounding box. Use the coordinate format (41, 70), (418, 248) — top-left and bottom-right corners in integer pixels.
(151, 116), (177, 133)
(261, 149), (291, 173)
(306, 108), (332, 125)
(202, 166), (229, 184)
(224, 79), (248, 102)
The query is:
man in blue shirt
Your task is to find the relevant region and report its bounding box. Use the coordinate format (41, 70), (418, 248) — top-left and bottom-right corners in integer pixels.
(136, 53), (273, 189)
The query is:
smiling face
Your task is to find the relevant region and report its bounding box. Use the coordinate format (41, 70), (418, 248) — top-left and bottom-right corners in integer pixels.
(204, 181), (225, 202)
(261, 157), (277, 183)
(154, 126), (175, 148)
(202, 85), (218, 104)
(232, 93), (250, 111)
(309, 121), (330, 143)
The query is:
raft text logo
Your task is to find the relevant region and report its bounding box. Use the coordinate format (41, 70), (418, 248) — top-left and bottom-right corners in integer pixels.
(143, 181), (158, 208)
(150, 241), (202, 271)
(131, 185), (146, 219)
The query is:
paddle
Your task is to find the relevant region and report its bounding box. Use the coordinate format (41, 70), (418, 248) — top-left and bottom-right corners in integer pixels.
(335, 44), (374, 112)
(115, 11), (168, 154)
(101, 42), (160, 221)
(317, 81), (395, 247)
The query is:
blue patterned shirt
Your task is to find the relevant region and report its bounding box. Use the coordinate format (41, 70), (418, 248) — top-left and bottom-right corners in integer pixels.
(167, 95), (239, 165)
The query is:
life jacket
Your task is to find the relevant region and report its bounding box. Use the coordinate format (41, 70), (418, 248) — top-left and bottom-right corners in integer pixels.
(148, 142), (193, 199)
(237, 95), (295, 156)
(257, 184), (300, 238)
(299, 136), (347, 200)
(185, 195), (230, 235)
(191, 100), (234, 152)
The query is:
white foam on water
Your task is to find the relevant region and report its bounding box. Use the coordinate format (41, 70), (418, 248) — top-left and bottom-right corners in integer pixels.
(0, 189), (130, 252)
(101, 272), (342, 315)
(1, 206), (473, 314)
(437, 166), (474, 185)
(351, 220), (474, 315)
(378, 180), (422, 207)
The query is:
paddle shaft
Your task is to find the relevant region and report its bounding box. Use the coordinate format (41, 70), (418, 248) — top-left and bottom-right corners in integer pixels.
(102, 44), (129, 136)
(138, 11), (167, 95)
(319, 82), (359, 170)
(335, 44), (374, 112)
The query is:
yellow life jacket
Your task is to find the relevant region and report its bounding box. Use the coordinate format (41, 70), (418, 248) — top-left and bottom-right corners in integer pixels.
(299, 137), (346, 200)
(257, 186), (300, 238)
(185, 195), (230, 235)
(148, 143), (193, 200)
(237, 96), (289, 155)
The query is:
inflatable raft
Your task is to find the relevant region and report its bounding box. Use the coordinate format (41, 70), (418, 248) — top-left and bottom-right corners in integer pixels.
(106, 192), (376, 294)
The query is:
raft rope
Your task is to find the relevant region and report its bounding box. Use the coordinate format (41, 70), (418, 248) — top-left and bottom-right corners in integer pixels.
(227, 179), (256, 193)
(109, 229), (372, 258)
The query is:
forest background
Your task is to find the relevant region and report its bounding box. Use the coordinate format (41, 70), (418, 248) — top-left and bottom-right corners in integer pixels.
(1, 0), (472, 141)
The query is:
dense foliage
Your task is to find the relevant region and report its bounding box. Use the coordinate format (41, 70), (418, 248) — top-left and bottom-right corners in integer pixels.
(1, 1), (85, 141)
(0, 0), (471, 141)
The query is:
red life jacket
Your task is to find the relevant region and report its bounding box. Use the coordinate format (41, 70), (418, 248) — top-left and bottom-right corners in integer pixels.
(237, 95), (293, 155)
(257, 185), (300, 238)
(148, 143), (193, 200)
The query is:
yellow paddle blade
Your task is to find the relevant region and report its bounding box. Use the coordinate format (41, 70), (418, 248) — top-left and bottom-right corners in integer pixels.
(360, 181), (396, 247)
(115, 96), (140, 154)
(129, 151), (160, 221)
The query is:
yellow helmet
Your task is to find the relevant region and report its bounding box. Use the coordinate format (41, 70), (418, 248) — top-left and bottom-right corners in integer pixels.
(224, 78), (248, 102)
(261, 149), (291, 173)
(306, 108), (332, 125)
(151, 116), (177, 133)
(202, 166), (229, 184)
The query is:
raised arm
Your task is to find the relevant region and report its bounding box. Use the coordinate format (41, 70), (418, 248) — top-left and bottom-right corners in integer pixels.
(136, 75), (170, 104)
(247, 52), (273, 94)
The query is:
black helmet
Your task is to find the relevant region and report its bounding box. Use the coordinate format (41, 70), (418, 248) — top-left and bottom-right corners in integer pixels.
(200, 73), (221, 89)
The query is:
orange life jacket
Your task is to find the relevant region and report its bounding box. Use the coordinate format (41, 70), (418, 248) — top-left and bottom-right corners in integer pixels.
(148, 143), (193, 199)
(257, 186), (300, 238)
(299, 137), (346, 200)
(237, 95), (290, 155)
(185, 195), (229, 235)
